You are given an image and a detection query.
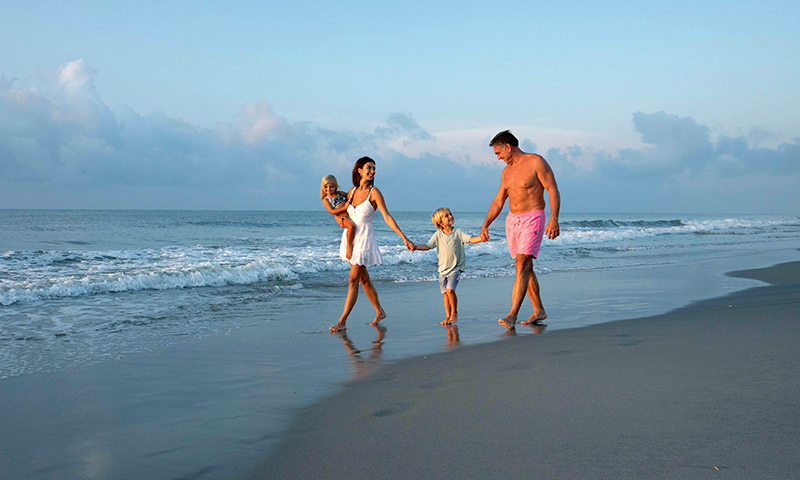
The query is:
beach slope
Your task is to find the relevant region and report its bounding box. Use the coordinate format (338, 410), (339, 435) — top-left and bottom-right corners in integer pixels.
(253, 261), (800, 479)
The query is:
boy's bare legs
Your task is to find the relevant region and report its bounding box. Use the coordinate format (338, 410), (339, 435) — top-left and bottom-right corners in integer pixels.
(499, 254), (534, 328)
(331, 264), (362, 331)
(441, 289), (458, 325)
(441, 294), (451, 325)
(520, 268), (547, 324)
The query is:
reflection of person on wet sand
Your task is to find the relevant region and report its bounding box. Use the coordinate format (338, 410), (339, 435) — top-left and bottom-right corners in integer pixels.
(445, 324), (460, 348)
(524, 322), (547, 335)
(501, 321), (547, 338)
(333, 325), (386, 379)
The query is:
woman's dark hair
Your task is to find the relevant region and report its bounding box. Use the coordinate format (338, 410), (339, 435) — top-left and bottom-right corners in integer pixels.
(352, 156), (376, 187)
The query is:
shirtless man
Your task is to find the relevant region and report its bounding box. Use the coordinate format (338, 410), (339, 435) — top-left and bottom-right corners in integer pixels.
(481, 130), (561, 329)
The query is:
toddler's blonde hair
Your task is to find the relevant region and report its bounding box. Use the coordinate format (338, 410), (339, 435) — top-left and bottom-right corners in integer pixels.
(431, 207), (452, 230)
(320, 174), (339, 200)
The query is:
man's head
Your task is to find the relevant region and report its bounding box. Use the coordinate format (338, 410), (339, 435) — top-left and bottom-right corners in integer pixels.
(489, 130), (519, 148)
(490, 130), (519, 164)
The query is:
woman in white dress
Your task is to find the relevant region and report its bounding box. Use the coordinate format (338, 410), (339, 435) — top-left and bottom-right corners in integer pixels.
(330, 157), (414, 331)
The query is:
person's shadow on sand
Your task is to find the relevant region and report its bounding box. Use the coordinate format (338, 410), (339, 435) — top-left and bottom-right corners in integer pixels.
(332, 325), (386, 379)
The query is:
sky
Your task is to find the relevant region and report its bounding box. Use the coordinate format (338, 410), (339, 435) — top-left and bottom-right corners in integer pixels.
(1, 0), (798, 214)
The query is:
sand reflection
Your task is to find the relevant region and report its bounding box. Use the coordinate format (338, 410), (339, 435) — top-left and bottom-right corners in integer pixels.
(332, 325), (386, 379)
(501, 322), (547, 337)
(445, 324), (460, 348)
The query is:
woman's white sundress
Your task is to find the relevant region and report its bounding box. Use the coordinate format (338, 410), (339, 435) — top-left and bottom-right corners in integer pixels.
(340, 187), (382, 266)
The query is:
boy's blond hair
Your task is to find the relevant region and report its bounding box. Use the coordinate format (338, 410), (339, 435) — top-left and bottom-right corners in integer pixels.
(431, 207), (452, 230)
(320, 174), (339, 200)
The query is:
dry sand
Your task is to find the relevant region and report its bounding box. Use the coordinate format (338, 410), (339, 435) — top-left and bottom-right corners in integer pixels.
(252, 261), (800, 479)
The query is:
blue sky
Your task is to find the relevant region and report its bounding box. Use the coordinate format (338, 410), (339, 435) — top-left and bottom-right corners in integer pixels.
(1, 0), (798, 213)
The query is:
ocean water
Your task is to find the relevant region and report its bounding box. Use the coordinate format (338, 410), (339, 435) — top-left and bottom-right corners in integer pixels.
(2, 209), (799, 380)
(3, 209), (800, 479)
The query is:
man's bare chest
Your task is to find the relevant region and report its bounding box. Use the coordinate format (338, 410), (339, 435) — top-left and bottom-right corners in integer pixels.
(503, 168), (541, 191)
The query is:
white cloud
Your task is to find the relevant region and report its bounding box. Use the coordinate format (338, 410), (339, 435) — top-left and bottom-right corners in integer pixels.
(590, 111), (800, 179)
(58, 59), (96, 96)
(236, 101), (286, 145)
(1, 62), (798, 213)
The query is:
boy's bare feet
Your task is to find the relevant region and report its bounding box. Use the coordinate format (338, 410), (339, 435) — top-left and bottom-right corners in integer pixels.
(440, 312), (458, 326)
(520, 311), (547, 325)
(369, 309), (387, 326)
(329, 322), (346, 332)
(498, 314), (516, 329)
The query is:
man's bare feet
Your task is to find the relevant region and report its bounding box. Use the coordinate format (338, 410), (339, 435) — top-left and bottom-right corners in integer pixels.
(498, 314), (516, 329)
(520, 311), (547, 325)
(329, 321), (346, 332)
(369, 309), (387, 326)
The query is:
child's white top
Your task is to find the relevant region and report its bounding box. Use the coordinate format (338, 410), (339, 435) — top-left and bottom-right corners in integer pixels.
(427, 228), (472, 275)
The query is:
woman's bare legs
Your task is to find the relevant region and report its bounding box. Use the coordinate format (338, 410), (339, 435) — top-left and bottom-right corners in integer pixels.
(330, 265), (361, 331)
(359, 267), (387, 325)
(330, 264), (385, 331)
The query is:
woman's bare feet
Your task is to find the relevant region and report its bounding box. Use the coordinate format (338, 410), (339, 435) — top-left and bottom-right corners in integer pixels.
(498, 314), (516, 329)
(369, 309), (387, 326)
(520, 311), (547, 325)
(329, 321), (346, 332)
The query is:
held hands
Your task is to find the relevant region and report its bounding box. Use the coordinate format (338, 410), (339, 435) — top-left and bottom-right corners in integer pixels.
(480, 226), (490, 242)
(404, 239), (416, 251)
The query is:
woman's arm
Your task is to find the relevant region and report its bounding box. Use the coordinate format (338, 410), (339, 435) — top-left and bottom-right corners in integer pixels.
(372, 187), (414, 250)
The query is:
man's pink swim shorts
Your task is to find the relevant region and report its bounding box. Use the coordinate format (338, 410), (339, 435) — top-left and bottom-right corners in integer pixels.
(505, 209), (545, 259)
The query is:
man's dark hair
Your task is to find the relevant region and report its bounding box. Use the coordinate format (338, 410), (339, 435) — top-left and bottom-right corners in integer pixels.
(489, 130), (519, 147)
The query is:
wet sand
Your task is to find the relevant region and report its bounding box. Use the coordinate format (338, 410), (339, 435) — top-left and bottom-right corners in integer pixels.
(252, 261), (800, 479)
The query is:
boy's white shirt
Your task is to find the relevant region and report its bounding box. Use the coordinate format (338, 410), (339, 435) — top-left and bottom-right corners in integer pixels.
(427, 228), (472, 275)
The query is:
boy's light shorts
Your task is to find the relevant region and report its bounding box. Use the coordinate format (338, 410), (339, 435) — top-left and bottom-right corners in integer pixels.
(505, 209), (545, 259)
(439, 271), (460, 294)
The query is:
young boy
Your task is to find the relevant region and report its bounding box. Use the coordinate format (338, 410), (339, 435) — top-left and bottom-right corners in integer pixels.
(414, 208), (484, 325)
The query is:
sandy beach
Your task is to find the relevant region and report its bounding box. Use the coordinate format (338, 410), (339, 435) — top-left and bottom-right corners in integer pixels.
(253, 260), (800, 480)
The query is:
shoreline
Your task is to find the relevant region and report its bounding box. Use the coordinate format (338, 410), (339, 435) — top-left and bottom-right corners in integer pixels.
(252, 260), (800, 479)
(2, 252), (798, 480)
